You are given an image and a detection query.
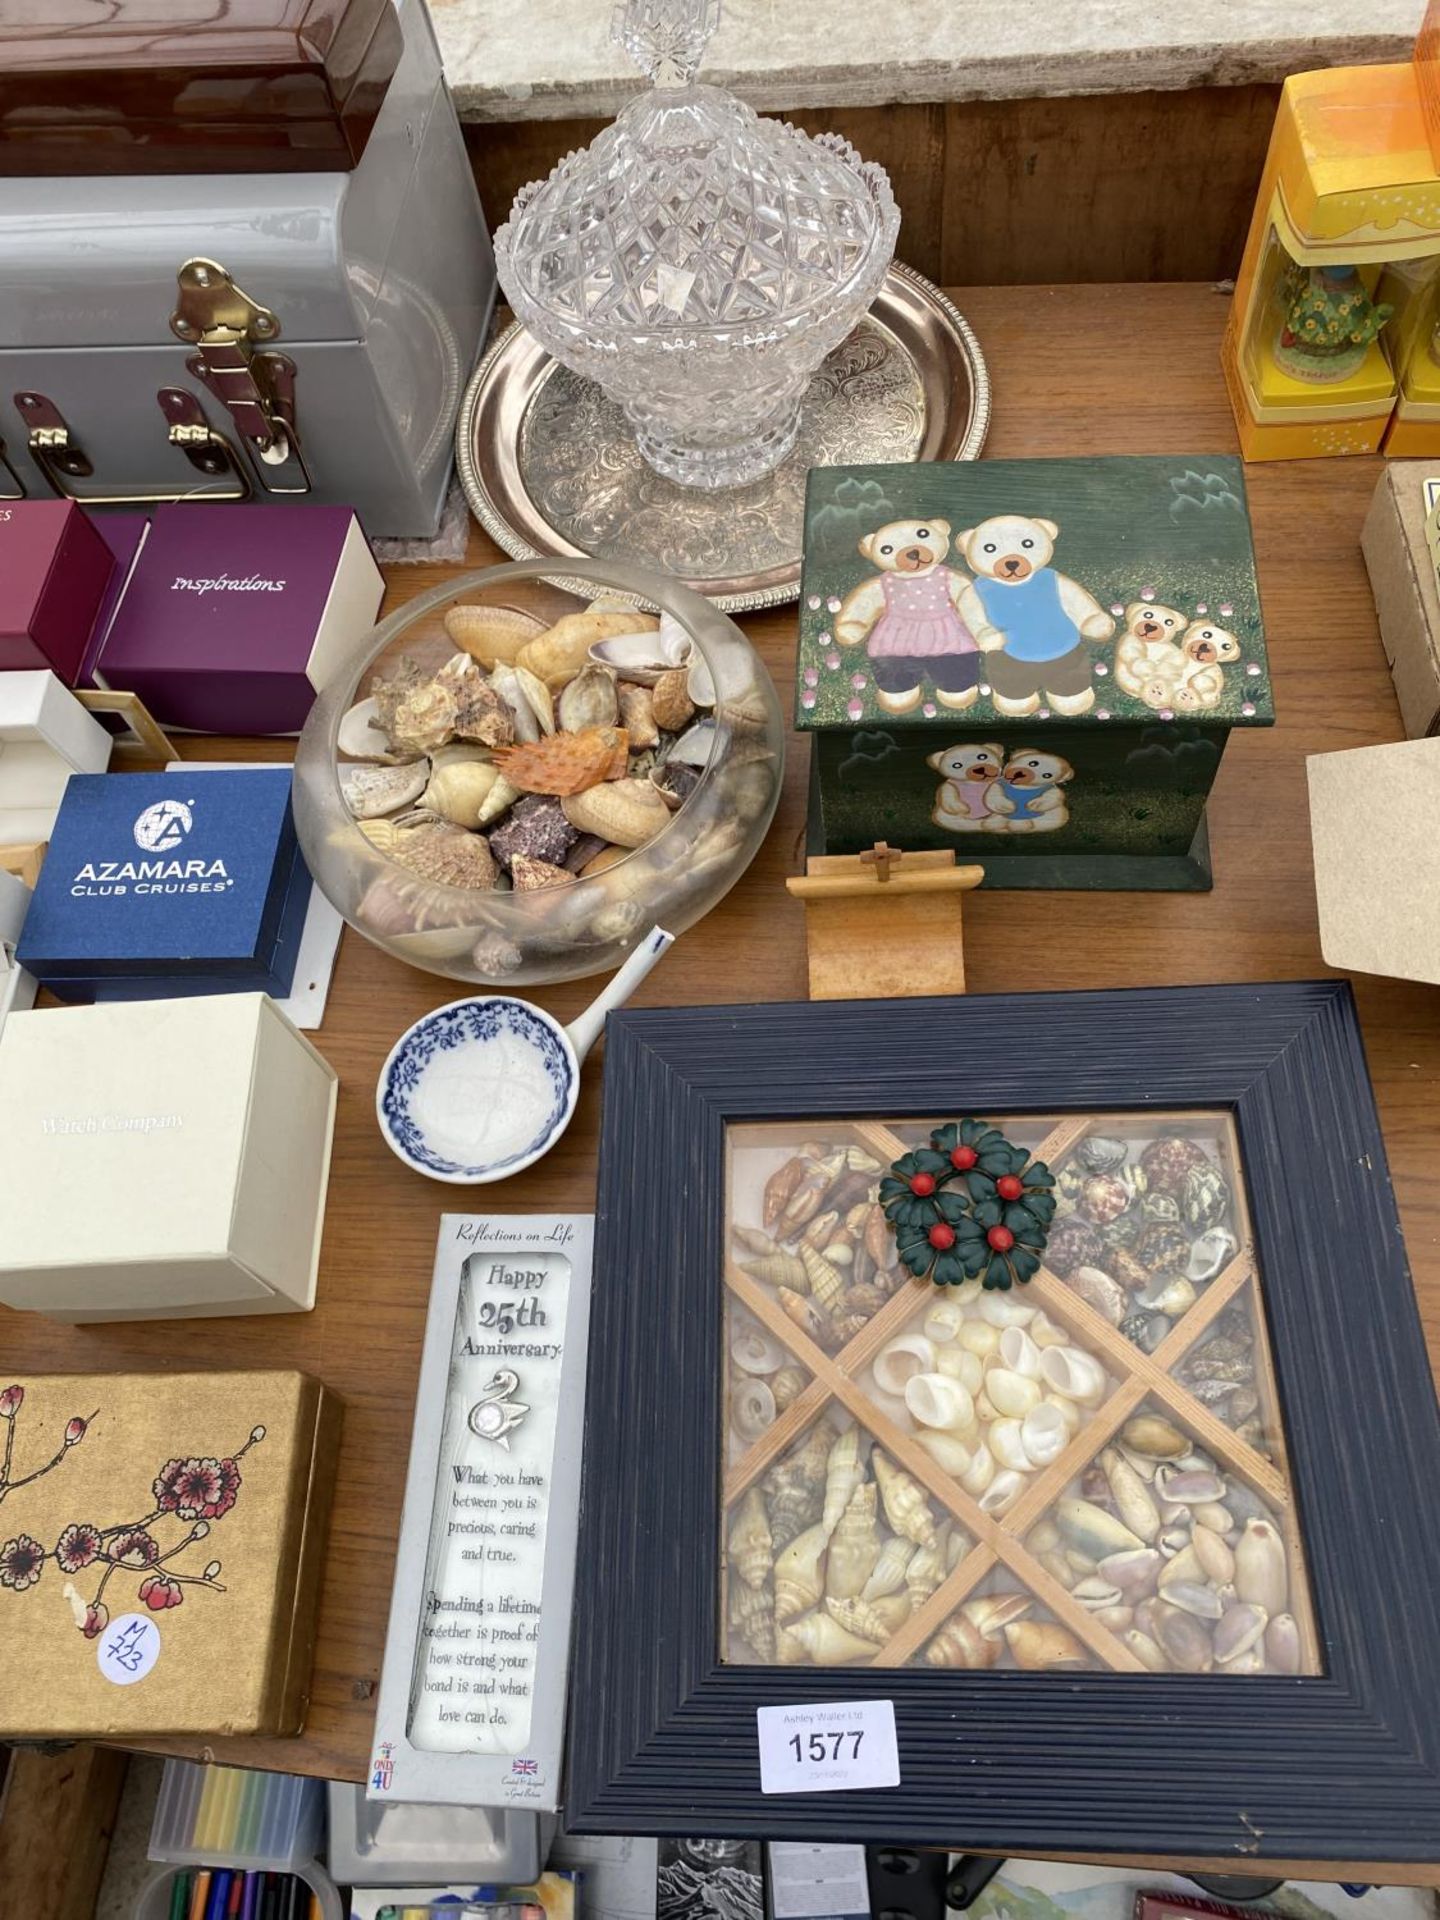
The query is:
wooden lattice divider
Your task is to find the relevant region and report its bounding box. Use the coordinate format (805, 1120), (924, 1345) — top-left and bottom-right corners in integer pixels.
(722, 1107), (1318, 1677)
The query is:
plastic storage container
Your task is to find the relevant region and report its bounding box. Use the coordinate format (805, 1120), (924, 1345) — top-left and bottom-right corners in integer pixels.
(144, 1762), (342, 1920)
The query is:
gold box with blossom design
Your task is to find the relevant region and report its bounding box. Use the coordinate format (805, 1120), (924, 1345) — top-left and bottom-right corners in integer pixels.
(0, 1369), (340, 1736)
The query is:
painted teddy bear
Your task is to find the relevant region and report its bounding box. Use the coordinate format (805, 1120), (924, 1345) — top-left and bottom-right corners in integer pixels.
(983, 749), (1075, 832)
(1115, 604), (1239, 711)
(834, 518), (980, 715)
(955, 514), (1115, 717)
(927, 741), (1006, 831)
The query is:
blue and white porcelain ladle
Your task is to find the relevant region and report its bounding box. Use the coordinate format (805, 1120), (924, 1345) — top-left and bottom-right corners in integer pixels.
(376, 927), (674, 1184)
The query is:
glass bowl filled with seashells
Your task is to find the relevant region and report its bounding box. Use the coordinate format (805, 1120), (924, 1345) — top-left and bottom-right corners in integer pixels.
(293, 560), (783, 986)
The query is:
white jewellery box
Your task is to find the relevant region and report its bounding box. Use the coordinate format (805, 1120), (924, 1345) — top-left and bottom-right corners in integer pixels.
(0, 668), (111, 843)
(0, 992), (337, 1322)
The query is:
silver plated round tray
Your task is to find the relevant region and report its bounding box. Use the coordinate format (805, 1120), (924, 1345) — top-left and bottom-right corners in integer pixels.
(455, 262), (990, 614)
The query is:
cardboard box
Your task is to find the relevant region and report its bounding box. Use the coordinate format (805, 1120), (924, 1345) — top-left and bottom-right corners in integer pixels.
(0, 1370), (340, 1736)
(0, 992), (337, 1320)
(0, 862), (36, 1030)
(0, 500), (116, 682)
(0, 668), (112, 843)
(95, 503), (384, 733)
(1361, 462), (1440, 738)
(17, 766), (311, 1001)
(1309, 734), (1440, 985)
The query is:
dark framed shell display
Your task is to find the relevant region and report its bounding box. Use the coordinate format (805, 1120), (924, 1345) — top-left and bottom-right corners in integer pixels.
(566, 981), (1440, 1858)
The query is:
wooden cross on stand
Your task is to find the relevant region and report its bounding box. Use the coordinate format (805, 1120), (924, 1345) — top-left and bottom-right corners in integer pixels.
(785, 841), (983, 1002)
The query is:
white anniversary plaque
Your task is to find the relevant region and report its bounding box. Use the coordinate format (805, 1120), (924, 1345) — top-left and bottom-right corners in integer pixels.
(370, 1214), (593, 1808)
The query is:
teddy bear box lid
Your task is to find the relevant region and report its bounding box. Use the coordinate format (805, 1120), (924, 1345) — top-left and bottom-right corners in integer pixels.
(795, 455), (1274, 733)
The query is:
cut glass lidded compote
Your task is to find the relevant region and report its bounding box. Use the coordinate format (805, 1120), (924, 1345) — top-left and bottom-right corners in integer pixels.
(493, 0), (900, 492)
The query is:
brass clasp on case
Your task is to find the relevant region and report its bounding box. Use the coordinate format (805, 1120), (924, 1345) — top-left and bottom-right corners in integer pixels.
(13, 390), (252, 504)
(170, 257), (311, 496)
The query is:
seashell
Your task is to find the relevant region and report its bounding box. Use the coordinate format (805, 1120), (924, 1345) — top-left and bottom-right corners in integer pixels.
(840, 1280), (886, 1319)
(1062, 1264), (1127, 1326)
(983, 1367), (1043, 1420)
(1119, 1310), (1170, 1354)
(587, 622), (689, 685)
(977, 1291), (1034, 1328)
(1266, 1611), (1301, 1674)
(1224, 1645), (1267, 1674)
(1136, 1221), (1192, 1277)
(1156, 1524), (1191, 1558)
(1039, 1548), (1077, 1588)
(733, 1320), (791, 1382)
(519, 609), (658, 689)
(1030, 1519), (1060, 1554)
(922, 1299), (967, 1345)
(987, 1418), (1031, 1474)
(1056, 1498), (1144, 1561)
(1140, 1192), (1181, 1224)
(799, 1208), (840, 1253)
(974, 1389), (997, 1424)
(927, 1614), (996, 1669)
(1140, 1136), (1213, 1194)
(1122, 1628), (1169, 1672)
(1005, 1621), (1087, 1670)
(761, 1153), (805, 1230)
(1154, 1602), (1214, 1672)
(663, 716), (717, 768)
(740, 1250), (807, 1292)
(960, 1444), (996, 1496)
(947, 1528), (971, 1570)
(1100, 1447), (1161, 1542)
(338, 694), (410, 762)
(905, 1373), (975, 1433)
(1192, 1502), (1234, 1535)
(873, 1452), (936, 1547)
(1187, 1226), (1239, 1282)
(1075, 1135), (1129, 1174)
(998, 1325), (1043, 1378)
(771, 1367), (807, 1413)
(1235, 1517), (1288, 1613)
(822, 1427), (865, 1536)
(1104, 1246), (1151, 1295)
(422, 758), (509, 829)
(776, 1287), (836, 1352)
(935, 1347), (985, 1393)
(1097, 1546), (1162, 1595)
(863, 1533), (917, 1603)
(486, 662), (539, 742)
(827, 1592), (911, 1643)
(799, 1242), (846, 1312)
(978, 1469), (1025, 1516)
(389, 822), (498, 889)
(557, 663), (620, 732)
(1163, 1579), (1224, 1621)
(734, 1224), (779, 1259)
(1182, 1160), (1230, 1231)
(826, 1482), (880, 1599)
(862, 1203), (895, 1271)
(1154, 1466), (1227, 1506)
(1214, 1600), (1268, 1663)
(904, 1536), (948, 1607)
(966, 1592), (1033, 1643)
(957, 1320), (1001, 1359)
(511, 664), (556, 735)
(1136, 1274), (1197, 1317)
(774, 1522), (829, 1621)
(1020, 1400), (1069, 1469)
(732, 1378), (776, 1442)
(443, 602), (546, 667)
(916, 1430), (973, 1479)
(493, 726), (624, 797)
(777, 1609), (876, 1665)
(1075, 1574), (1128, 1605)
(434, 652), (515, 747)
(1157, 1543), (1203, 1590)
(651, 666), (696, 733)
(1038, 1346), (1107, 1405)
(1121, 1413), (1187, 1457)
(616, 681), (659, 750)
(728, 1575), (775, 1660)
(728, 1487), (773, 1590)
(1078, 1174), (1131, 1225)
(1046, 1215), (1106, 1276)
(1044, 1392), (1081, 1433)
(342, 758), (429, 818)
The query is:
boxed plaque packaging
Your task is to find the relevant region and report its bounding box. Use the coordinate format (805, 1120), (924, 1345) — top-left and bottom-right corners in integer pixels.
(0, 668), (112, 842)
(370, 1215), (594, 1810)
(17, 766), (311, 1001)
(95, 503), (385, 734)
(1361, 462), (1440, 736)
(0, 1370), (340, 1736)
(0, 500), (116, 682)
(0, 992), (337, 1321)
(797, 455), (1273, 890)
(0, 0), (494, 538)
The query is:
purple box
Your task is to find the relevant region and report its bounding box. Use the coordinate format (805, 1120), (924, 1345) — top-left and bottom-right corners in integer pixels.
(95, 503), (384, 734)
(0, 501), (117, 684)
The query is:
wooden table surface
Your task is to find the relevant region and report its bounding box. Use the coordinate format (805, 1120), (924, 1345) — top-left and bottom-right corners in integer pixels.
(4, 283), (1438, 1883)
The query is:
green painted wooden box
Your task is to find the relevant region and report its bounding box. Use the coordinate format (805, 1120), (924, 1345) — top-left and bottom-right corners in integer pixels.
(796, 455), (1273, 889)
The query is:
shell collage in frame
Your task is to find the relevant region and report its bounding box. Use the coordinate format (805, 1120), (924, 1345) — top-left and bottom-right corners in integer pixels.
(1022, 1402), (1314, 1674)
(920, 1573), (1099, 1672)
(1046, 1127), (1241, 1355)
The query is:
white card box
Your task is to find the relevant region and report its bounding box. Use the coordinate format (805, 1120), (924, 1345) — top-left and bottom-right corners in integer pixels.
(369, 1215), (594, 1810)
(0, 992), (337, 1322)
(0, 668), (112, 842)
(0, 864), (36, 1031)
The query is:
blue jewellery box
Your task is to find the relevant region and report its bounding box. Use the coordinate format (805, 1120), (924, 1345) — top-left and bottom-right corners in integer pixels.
(17, 768), (311, 1002)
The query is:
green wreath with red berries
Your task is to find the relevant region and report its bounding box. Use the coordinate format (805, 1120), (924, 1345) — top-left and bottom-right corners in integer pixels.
(880, 1119), (1056, 1289)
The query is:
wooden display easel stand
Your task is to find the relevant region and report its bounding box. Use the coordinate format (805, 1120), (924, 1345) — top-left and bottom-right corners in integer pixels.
(785, 842), (982, 1000)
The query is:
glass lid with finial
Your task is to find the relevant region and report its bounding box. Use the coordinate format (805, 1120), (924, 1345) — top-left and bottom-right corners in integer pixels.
(493, 0), (900, 492)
